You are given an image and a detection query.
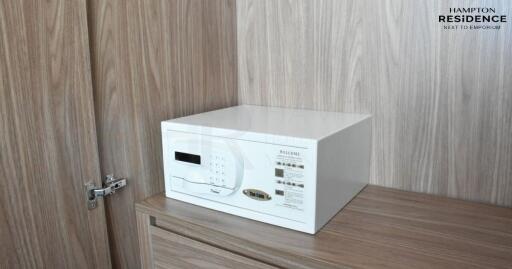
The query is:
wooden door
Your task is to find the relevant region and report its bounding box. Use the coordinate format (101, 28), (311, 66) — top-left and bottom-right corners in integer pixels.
(87, 0), (238, 267)
(0, 0), (111, 268)
(88, 0), (237, 268)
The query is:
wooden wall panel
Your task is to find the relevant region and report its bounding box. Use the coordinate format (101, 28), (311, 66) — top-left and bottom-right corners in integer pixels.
(87, 0), (237, 268)
(237, 0), (512, 206)
(0, 0), (111, 268)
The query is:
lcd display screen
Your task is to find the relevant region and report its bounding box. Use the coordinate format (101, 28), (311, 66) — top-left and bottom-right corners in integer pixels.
(175, 151), (201, 165)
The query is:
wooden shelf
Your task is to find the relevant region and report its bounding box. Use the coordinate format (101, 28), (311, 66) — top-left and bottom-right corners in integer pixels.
(136, 186), (512, 269)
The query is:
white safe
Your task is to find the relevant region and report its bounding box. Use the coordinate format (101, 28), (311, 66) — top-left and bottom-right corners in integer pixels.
(161, 105), (371, 234)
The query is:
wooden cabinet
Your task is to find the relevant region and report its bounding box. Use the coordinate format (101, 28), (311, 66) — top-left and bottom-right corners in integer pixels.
(136, 186), (512, 269)
(149, 225), (276, 269)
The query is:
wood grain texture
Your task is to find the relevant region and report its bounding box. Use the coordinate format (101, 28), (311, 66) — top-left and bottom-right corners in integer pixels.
(137, 186), (512, 269)
(87, 0), (237, 268)
(136, 211), (154, 269)
(150, 226), (277, 269)
(0, 0), (111, 268)
(237, 0), (512, 206)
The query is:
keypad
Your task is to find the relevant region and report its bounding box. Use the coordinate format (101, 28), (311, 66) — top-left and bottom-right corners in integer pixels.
(208, 155), (227, 186)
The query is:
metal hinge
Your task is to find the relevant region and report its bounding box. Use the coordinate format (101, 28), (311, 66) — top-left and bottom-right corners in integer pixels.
(85, 174), (127, 210)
